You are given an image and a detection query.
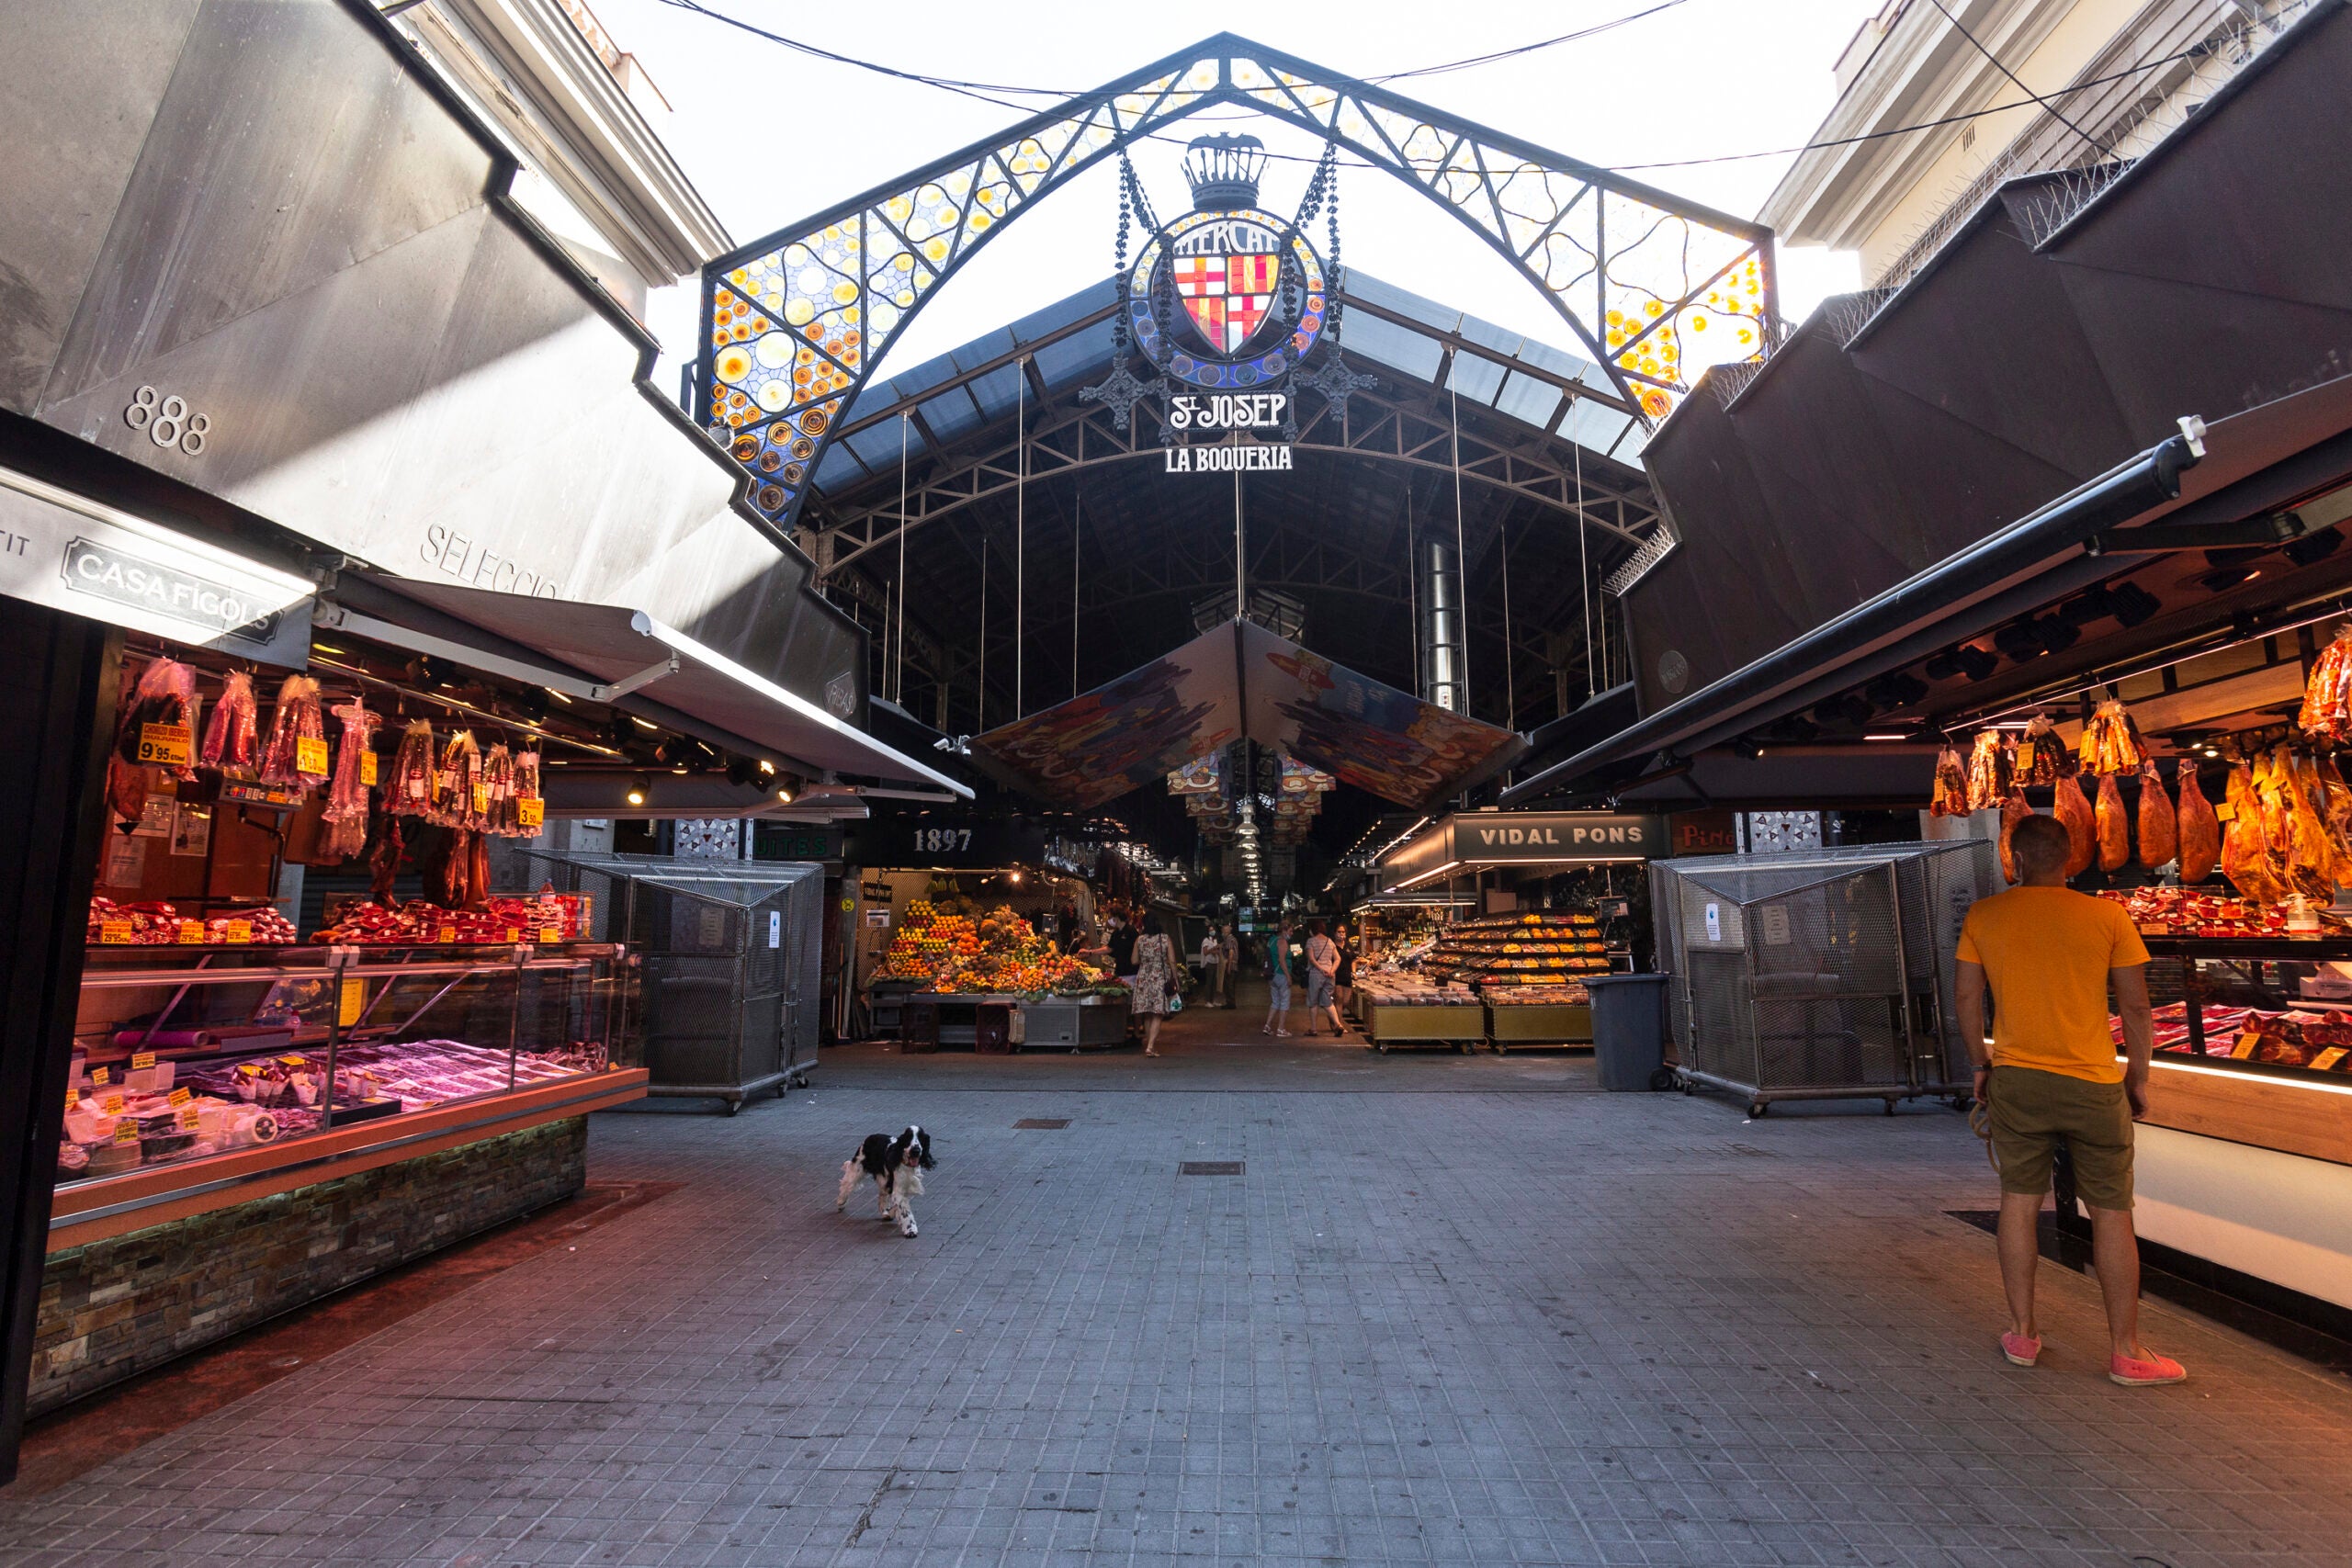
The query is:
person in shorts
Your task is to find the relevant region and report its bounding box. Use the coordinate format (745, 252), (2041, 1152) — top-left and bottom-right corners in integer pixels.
(1261, 919), (1295, 1037)
(1954, 813), (2181, 1386)
(1303, 921), (1342, 1036)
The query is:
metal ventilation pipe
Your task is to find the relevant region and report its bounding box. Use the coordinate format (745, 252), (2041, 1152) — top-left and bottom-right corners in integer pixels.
(1421, 537), (1466, 713)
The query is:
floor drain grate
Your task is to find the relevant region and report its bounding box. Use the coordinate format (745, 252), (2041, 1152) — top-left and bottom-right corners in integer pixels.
(1014, 1119), (1069, 1130)
(1180, 1161), (1244, 1176)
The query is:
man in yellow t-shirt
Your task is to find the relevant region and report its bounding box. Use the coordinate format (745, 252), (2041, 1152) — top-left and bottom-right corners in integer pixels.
(1954, 813), (2184, 1386)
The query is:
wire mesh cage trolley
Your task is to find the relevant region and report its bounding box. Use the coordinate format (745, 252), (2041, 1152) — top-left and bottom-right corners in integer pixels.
(519, 852), (824, 1111)
(1647, 840), (1998, 1115)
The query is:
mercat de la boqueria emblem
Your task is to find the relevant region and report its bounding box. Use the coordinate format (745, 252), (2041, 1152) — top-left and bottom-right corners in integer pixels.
(1081, 133), (1374, 460)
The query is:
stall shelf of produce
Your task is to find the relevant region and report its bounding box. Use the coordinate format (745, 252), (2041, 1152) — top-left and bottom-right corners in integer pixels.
(1419, 912), (1615, 986)
(1481, 981), (1593, 1052)
(1350, 979), (1487, 1053)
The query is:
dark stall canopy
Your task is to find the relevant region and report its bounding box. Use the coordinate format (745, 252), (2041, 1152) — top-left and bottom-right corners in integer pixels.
(967, 618), (1525, 811)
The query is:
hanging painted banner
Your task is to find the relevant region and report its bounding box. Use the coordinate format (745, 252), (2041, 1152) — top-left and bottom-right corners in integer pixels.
(969, 620), (1525, 811)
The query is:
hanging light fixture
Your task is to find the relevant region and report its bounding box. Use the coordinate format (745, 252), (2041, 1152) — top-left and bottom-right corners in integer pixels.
(626, 773), (649, 807)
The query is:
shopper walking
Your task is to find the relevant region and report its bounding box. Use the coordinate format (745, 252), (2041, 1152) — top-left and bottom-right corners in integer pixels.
(1261, 918), (1295, 1037)
(1200, 926), (1227, 1011)
(1223, 922), (1241, 1005)
(1303, 920), (1344, 1037)
(1954, 813), (2182, 1385)
(1131, 911), (1178, 1056)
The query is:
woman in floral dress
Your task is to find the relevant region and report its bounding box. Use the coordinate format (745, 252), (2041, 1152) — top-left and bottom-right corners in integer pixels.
(1130, 911), (1177, 1056)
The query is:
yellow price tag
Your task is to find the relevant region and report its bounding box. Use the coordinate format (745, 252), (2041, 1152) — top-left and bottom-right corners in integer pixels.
(540, 927), (562, 943)
(277, 1054), (308, 1067)
(503, 928), (519, 942)
(99, 919), (131, 944)
(177, 1106), (201, 1131)
(296, 735), (330, 776)
(112, 1122), (141, 1146)
(136, 722), (192, 767)
(226, 919), (252, 944)
(101, 1094), (124, 1115)
(338, 976), (365, 1027)
(517, 796), (544, 829)
(130, 1051), (156, 1070)
(167, 1088), (191, 1107)
(359, 750), (379, 786)
(177, 920), (205, 944)
(238, 1063), (263, 1077)
(437, 925), (457, 943)
(91, 1066), (109, 1086)
(471, 783), (490, 815)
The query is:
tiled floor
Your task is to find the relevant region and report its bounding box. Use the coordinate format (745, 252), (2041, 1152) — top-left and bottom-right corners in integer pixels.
(3, 1013), (2348, 1566)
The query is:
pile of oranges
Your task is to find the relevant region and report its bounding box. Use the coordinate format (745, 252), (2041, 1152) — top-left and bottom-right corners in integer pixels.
(876, 900), (1099, 994)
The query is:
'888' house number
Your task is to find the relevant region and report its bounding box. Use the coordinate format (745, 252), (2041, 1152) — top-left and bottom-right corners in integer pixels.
(123, 386), (211, 456)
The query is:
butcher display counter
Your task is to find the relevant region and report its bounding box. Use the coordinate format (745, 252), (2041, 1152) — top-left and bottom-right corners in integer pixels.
(2112, 935), (2352, 1318)
(56, 941), (648, 1247)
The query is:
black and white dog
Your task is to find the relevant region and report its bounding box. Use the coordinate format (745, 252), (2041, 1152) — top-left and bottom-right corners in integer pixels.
(836, 1125), (934, 1236)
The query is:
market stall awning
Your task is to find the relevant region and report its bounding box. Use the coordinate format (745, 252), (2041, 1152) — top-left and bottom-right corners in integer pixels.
(967, 619), (1526, 811)
(325, 570), (970, 796)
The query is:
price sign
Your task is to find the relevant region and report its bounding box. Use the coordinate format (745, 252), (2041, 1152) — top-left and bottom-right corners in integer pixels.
(239, 1063), (262, 1077)
(167, 1087), (191, 1107)
(503, 927), (519, 942)
(101, 1093), (124, 1115)
(295, 736), (330, 776)
(136, 722), (192, 766)
(176, 920), (205, 943)
(91, 1066), (109, 1086)
(540, 926), (562, 943)
(177, 1106), (201, 1131)
(338, 976), (365, 1026)
(517, 796), (544, 829)
(436, 925), (457, 943)
(225, 919), (252, 944)
(471, 784), (490, 815)
(112, 1122), (141, 1145)
(277, 1054), (308, 1067)
(130, 1051), (156, 1070)
(99, 919), (131, 944)
(359, 750), (379, 786)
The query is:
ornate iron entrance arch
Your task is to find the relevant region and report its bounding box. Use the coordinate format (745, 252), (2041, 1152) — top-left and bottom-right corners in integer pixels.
(698, 32), (1776, 529)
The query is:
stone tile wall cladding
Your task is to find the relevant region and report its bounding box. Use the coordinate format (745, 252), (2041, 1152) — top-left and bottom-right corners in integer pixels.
(29, 1117), (587, 1414)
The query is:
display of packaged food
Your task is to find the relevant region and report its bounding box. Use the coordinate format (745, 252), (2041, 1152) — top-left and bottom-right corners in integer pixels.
(1480, 983), (1591, 1006)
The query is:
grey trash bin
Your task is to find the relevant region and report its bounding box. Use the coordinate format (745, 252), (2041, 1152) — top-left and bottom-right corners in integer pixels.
(1586, 974), (1670, 1091)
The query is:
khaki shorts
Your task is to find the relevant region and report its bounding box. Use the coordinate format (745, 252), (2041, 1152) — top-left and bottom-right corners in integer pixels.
(1987, 1065), (2134, 1209)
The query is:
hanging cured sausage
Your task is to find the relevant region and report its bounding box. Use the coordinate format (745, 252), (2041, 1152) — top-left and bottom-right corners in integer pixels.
(2018, 714), (2076, 785)
(1999, 794), (2032, 884)
(258, 675), (327, 787)
(1965, 730), (2015, 813)
(2177, 764), (2220, 884)
(2136, 760), (2177, 869)
(388, 720), (435, 817)
(2053, 774), (2097, 878)
(321, 697), (377, 863)
(199, 671), (259, 774)
(1930, 747), (1969, 817)
(2077, 700), (2150, 776)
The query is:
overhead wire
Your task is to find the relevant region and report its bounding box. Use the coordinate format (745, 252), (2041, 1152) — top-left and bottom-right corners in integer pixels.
(650, 0), (2253, 179)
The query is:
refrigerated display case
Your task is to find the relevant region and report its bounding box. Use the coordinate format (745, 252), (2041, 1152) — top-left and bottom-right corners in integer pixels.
(56, 941), (643, 1244)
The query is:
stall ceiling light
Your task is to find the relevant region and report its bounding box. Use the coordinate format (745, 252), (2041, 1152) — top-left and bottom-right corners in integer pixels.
(630, 716), (659, 730)
(1863, 734), (1909, 741)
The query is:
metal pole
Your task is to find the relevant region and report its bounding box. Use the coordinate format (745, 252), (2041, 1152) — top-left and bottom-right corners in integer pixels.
(1577, 438), (1593, 700)
(1450, 385), (1470, 712)
(895, 412), (909, 704)
(1015, 360), (1025, 718)
(1071, 491), (1082, 699)
(317, 946), (349, 1131)
(1233, 454), (1244, 617)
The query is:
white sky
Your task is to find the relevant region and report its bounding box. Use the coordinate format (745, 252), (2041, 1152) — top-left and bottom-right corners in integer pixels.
(594, 0), (1883, 383)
